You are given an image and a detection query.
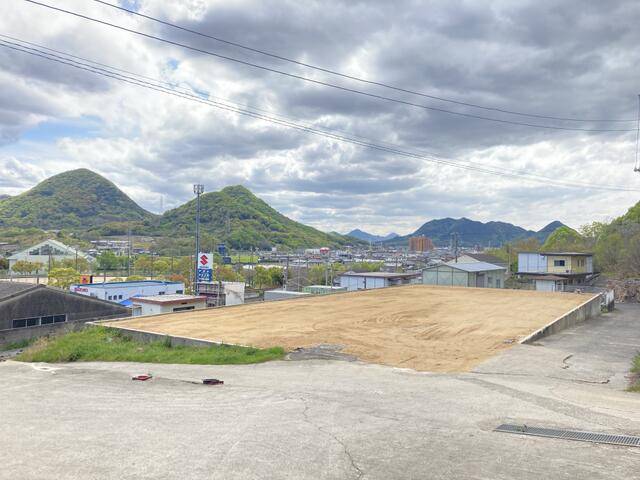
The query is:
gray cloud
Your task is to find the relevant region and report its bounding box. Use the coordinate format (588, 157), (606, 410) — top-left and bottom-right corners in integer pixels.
(1, 0), (639, 234)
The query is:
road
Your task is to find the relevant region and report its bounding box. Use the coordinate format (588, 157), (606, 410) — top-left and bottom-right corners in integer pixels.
(1, 304), (639, 479)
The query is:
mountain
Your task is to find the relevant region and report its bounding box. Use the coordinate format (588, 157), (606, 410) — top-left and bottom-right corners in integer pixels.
(159, 185), (356, 249)
(387, 217), (568, 247)
(0, 169), (155, 230)
(347, 229), (399, 243)
(533, 221), (568, 243)
(0, 194), (10, 201)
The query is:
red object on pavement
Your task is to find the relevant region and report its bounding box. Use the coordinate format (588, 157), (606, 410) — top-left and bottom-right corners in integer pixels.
(132, 374), (152, 381)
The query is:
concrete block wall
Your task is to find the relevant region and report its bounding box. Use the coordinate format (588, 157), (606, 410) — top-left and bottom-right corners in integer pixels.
(0, 313), (125, 348)
(520, 293), (602, 344)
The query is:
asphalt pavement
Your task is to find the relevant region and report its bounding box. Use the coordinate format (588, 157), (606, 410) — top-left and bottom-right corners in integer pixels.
(1, 304), (639, 479)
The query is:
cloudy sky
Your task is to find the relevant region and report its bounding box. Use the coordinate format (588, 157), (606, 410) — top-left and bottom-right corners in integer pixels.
(1, 0), (640, 235)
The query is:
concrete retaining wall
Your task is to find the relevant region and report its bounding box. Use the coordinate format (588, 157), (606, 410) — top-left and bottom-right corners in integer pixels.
(86, 322), (248, 348)
(520, 293), (602, 344)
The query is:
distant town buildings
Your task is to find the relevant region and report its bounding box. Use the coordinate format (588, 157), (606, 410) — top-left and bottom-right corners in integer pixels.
(409, 236), (434, 252)
(9, 239), (94, 273)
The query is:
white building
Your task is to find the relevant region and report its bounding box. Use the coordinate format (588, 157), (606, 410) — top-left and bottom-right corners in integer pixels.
(264, 289), (311, 301)
(70, 280), (184, 304)
(131, 294), (207, 316)
(337, 271), (421, 292)
(9, 239), (94, 273)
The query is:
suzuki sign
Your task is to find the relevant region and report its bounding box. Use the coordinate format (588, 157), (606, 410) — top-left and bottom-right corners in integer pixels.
(198, 252), (213, 270)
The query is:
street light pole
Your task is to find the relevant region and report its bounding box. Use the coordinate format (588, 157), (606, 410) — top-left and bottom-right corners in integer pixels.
(193, 184), (204, 295)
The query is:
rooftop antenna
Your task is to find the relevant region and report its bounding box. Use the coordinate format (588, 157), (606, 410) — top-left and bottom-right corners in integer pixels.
(634, 94), (640, 172)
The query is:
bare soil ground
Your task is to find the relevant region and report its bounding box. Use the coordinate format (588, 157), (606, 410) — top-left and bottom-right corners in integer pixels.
(105, 285), (594, 372)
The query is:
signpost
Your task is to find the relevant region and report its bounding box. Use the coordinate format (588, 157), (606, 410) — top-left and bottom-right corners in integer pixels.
(197, 252), (213, 286)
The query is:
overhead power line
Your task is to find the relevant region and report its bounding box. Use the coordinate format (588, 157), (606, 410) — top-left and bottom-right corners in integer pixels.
(2, 36), (639, 193)
(91, 0), (634, 124)
(20, 0), (636, 133)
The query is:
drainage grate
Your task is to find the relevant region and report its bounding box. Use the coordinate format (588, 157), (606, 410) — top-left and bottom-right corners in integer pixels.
(494, 424), (640, 448)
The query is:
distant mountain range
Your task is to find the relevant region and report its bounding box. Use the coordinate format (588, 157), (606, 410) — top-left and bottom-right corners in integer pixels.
(387, 218), (567, 247)
(0, 169), (357, 249)
(0, 169), (569, 250)
(347, 229), (399, 243)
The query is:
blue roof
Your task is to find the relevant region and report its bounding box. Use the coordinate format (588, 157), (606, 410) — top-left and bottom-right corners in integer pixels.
(71, 280), (183, 288)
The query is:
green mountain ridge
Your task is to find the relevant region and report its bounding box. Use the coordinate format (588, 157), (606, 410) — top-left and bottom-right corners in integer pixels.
(159, 185), (354, 249)
(0, 169), (155, 229)
(0, 169), (356, 249)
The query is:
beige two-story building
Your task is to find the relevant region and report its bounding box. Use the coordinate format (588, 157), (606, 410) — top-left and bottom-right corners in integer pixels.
(517, 252), (594, 291)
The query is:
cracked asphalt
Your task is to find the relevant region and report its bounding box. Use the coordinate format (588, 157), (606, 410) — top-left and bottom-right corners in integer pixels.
(1, 304), (639, 479)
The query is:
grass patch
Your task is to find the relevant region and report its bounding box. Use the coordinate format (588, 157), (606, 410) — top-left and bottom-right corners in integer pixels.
(629, 354), (640, 392)
(0, 338), (35, 351)
(16, 327), (285, 365)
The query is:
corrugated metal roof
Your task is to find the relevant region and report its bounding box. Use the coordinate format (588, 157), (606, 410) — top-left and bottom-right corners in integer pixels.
(438, 262), (506, 272)
(339, 271), (421, 278)
(71, 280), (183, 288)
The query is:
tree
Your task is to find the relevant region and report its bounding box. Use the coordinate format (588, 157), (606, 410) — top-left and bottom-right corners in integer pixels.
(52, 257), (90, 273)
(541, 226), (585, 252)
(0, 258), (8, 270)
(134, 255), (153, 275)
(97, 251), (120, 271)
(48, 267), (80, 289)
(216, 265), (244, 282)
(11, 260), (43, 275)
(254, 266), (276, 289)
(269, 268), (284, 287)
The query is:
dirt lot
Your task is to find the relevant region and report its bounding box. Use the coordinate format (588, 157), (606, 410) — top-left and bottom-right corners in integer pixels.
(106, 285), (594, 372)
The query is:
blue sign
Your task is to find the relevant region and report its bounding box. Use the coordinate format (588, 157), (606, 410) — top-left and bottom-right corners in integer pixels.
(217, 243), (227, 256)
(197, 268), (212, 282)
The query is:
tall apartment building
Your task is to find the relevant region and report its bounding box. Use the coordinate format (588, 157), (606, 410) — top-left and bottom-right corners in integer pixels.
(409, 236), (434, 252)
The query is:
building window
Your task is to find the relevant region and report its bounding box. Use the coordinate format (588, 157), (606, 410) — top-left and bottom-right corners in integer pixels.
(159, 291), (165, 295)
(53, 315), (66, 323)
(108, 295), (113, 300)
(553, 260), (566, 267)
(496, 279), (501, 288)
(172, 306), (195, 312)
(12, 319), (27, 328)
(26, 317), (39, 327)
(118, 295), (123, 300)
(176, 290), (184, 294)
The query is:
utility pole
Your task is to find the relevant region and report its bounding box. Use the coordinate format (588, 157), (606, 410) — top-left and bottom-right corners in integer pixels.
(193, 184), (204, 295)
(284, 254), (289, 290)
(127, 225), (132, 278)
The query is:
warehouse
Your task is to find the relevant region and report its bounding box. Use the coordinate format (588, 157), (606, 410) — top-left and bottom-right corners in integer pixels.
(0, 282), (129, 344)
(337, 271), (421, 291)
(422, 262), (506, 288)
